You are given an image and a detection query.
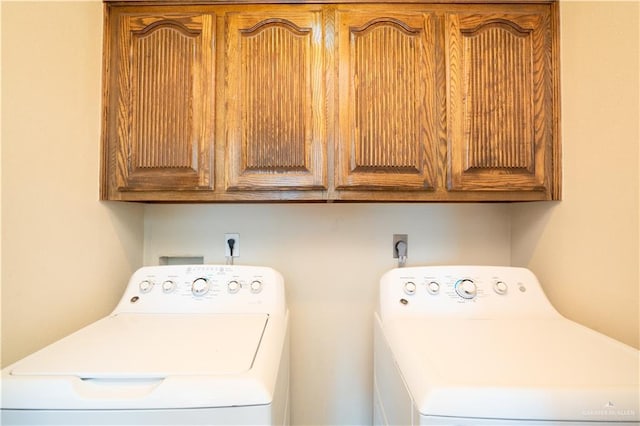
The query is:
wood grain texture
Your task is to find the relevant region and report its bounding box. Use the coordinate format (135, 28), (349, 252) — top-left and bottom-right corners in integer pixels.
(101, 3), (560, 202)
(336, 10), (437, 190)
(353, 20), (419, 170)
(463, 22), (532, 170)
(241, 20), (308, 170)
(112, 12), (215, 192)
(447, 10), (552, 193)
(132, 24), (197, 169)
(225, 9), (326, 190)
(106, 0), (558, 4)
(550, 0), (561, 200)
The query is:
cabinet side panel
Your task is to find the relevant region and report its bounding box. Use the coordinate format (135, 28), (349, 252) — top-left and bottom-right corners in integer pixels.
(100, 3), (113, 200)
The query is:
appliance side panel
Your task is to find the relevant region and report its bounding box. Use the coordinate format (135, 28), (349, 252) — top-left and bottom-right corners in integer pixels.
(373, 314), (414, 426)
(271, 313), (291, 426)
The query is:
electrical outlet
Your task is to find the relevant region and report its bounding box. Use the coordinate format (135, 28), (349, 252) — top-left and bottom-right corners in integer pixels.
(393, 234), (408, 258)
(225, 233), (240, 257)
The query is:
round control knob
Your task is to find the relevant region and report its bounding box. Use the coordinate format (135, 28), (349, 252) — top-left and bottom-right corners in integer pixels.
(139, 280), (153, 293)
(427, 281), (440, 295)
(162, 280), (176, 293)
(191, 278), (209, 296)
(455, 279), (477, 299)
(250, 280), (263, 293)
(227, 280), (241, 294)
(494, 281), (508, 295)
(403, 281), (417, 295)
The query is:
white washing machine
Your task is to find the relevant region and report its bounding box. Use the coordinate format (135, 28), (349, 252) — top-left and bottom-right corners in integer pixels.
(2, 264), (289, 425)
(374, 265), (639, 426)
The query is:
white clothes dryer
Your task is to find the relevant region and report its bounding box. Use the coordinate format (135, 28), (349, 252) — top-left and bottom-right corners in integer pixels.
(374, 265), (639, 425)
(2, 264), (289, 426)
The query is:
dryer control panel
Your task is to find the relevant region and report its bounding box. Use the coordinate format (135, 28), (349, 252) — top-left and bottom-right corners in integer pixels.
(112, 265), (286, 315)
(379, 265), (560, 321)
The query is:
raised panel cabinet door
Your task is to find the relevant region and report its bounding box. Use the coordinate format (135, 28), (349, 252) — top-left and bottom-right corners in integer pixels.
(447, 9), (554, 195)
(106, 12), (215, 194)
(225, 9), (326, 191)
(335, 10), (438, 190)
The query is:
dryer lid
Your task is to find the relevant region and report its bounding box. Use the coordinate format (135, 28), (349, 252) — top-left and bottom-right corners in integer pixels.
(9, 313), (269, 378)
(383, 317), (640, 422)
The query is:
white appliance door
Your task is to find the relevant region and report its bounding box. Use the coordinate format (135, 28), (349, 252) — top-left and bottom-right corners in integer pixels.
(3, 313), (272, 409)
(385, 317), (640, 423)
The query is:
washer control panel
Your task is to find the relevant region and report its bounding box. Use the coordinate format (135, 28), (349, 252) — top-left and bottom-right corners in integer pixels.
(113, 265), (285, 315)
(379, 265), (559, 320)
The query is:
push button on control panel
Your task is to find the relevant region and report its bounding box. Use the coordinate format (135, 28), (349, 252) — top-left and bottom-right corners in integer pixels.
(139, 280), (154, 293)
(227, 280), (241, 294)
(493, 280), (508, 295)
(162, 280), (176, 293)
(427, 281), (440, 295)
(250, 280), (263, 293)
(403, 281), (417, 295)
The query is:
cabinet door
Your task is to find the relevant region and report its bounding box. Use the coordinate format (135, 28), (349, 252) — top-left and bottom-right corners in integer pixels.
(107, 12), (215, 193)
(447, 10), (554, 194)
(225, 9), (326, 191)
(336, 10), (438, 190)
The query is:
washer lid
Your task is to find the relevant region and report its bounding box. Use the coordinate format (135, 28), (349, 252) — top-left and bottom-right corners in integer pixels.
(9, 313), (268, 378)
(384, 317), (640, 422)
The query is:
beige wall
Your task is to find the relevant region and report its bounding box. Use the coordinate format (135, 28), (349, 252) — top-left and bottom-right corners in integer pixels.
(512, 1), (640, 349)
(1, 1), (144, 366)
(144, 203), (512, 425)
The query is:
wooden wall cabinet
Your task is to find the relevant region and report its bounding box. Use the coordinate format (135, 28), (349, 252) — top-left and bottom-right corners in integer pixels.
(102, 11), (215, 197)
(101, 1), (560, 202)
(335, 9), (439, 192)
(446, 9), (555, 194)
(225, 9), (326, 192)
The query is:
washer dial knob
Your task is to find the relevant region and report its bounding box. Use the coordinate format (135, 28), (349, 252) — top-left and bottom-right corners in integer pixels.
(403, 281), (417, 295)
(191, 278), (209, 296)
(455, 279), (477, 299)
(139, 280), (153, 293)
(427, 281), (440, 295)
(494, 281), (508, 295)
(250, 280), (263, 293)
(162, 280), (176, 293)
(227, 280), (241, 294)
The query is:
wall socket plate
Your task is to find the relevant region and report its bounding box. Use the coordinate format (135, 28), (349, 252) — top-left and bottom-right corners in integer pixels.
(225, 233), (240, 257)
(393, 234), (408, 258)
